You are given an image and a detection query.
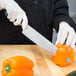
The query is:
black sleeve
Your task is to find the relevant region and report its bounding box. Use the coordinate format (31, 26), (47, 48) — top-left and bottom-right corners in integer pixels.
(53, 0), (76, 32)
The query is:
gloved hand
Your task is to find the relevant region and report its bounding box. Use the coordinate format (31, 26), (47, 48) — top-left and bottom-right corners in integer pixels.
(56, 22), (76, 48)
(0, 0), (28, 30)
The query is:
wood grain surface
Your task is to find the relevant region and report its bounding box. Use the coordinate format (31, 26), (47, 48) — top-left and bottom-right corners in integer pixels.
(0, 45), (76, 76)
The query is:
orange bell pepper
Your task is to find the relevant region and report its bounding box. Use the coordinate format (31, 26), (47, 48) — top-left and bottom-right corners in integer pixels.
(52, 43), (75, 67)
(2, 56), (34, 76)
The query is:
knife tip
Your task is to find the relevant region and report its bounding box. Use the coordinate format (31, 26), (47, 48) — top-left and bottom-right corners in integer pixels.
(67, 58), (72, 63)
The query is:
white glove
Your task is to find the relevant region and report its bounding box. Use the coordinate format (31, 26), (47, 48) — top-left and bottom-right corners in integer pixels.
(56, 22), (76, 48)
(0, 0), (28, 30)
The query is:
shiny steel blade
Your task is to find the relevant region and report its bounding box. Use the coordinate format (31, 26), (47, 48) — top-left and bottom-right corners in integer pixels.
(22, 25), (57, 56)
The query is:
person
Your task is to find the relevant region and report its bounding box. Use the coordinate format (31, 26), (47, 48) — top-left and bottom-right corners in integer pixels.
(0, 0), (76, 48)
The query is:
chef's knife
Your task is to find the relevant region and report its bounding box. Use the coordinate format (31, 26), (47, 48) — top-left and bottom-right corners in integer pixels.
(4, 11), (57, 56)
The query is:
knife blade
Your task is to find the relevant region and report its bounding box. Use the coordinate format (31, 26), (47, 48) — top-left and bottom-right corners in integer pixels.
(22, 25), (57, 56)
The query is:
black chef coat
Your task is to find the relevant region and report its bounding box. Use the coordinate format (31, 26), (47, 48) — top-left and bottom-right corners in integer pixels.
(0, 0), (75, 44)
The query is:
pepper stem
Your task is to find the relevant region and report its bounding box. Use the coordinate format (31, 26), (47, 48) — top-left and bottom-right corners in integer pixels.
(5, 65), (11, 73)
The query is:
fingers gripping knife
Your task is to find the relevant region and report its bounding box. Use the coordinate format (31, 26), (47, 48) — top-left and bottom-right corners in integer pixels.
(22, 25), (72, 63)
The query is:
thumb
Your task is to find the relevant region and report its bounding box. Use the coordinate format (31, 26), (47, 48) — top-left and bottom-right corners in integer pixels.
(22, 15), (28, 30)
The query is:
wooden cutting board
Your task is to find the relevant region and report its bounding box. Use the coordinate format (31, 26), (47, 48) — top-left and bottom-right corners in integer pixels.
(0, 45), (76, 76)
